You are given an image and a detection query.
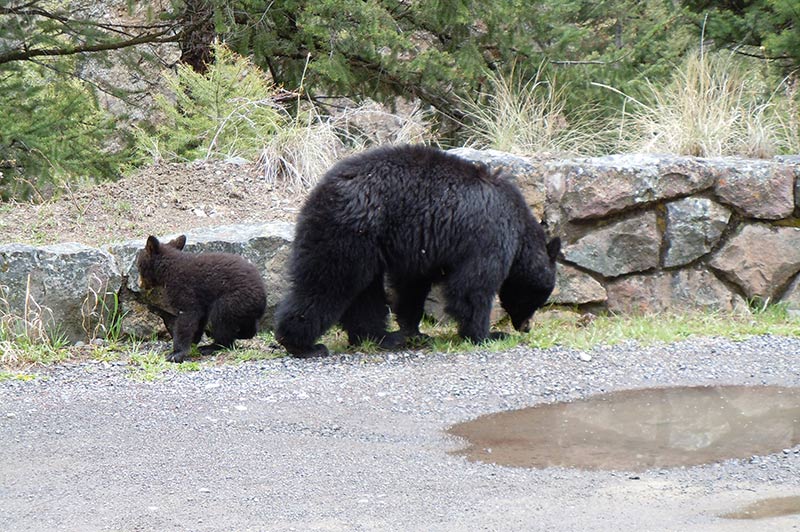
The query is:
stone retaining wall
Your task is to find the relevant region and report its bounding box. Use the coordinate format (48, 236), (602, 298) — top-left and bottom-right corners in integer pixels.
(1, 150), (799, 342)
(453, 149), (800, 314)
(0, 223), (294, 342)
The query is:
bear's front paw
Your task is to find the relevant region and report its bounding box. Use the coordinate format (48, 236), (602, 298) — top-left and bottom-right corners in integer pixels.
(198, 344), (226, 356)
(379, 332), (407, 350)
(166, 350), (189, 363)
(487, 331), (510, 342)
(285, 343), (329, 359)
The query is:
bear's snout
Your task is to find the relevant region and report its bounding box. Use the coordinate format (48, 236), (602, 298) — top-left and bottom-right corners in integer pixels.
(516, 318), (531, 333)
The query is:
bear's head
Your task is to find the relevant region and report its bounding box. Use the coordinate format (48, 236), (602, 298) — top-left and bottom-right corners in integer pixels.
(499, 236), (560, 333)
(136, 234), (187, 289)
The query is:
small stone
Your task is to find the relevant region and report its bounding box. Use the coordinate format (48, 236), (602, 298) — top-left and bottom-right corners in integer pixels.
(199, 488), (212, 494)
(579, 353), (592, 362)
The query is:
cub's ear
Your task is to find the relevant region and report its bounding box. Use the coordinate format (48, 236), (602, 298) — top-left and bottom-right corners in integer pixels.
(167, 235), (187, 250)
(546, 237), (561, 262)
(145, 235), (160, 254)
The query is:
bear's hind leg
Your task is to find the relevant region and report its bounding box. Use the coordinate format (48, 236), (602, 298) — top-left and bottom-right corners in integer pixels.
(275, 293), (341, 358)
(385, 276), (433, 348)
(200, 301), (252, 356)
(339, 274), (391, 348)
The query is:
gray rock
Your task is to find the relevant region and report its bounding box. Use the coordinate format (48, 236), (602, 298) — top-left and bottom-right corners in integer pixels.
(550, 263), (607, 305)
(710, 223), (800, 300)
(0, 242), (122, 342)
(548, 153), (716, 222)
(606, 268), (745, 313)
(664, 197), (731, 267)
(562, 211), (661, 278)
(712, 158), (797, 219)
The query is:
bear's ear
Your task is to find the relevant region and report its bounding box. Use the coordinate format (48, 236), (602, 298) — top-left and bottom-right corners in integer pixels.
(546, 237), (561, 263)
(167, 235), (187, 250)
(145, 235), (160, 255)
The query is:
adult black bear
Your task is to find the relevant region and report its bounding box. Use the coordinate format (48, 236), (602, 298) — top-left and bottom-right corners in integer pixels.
(275, 144), (560, 358)
(136, 235), (267, 362)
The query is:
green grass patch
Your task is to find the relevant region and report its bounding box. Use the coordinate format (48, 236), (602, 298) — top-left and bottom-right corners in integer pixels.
(176, 361), (202, 372)
(0, 370), (37, 382)
(128, 350), (171, 381)
(525, 306), (800, 350)
(2, 306), (799, 371)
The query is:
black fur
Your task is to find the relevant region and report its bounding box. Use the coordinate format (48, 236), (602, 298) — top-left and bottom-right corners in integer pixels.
(275, 144), (560, 357)
(136, 235), (267, 362)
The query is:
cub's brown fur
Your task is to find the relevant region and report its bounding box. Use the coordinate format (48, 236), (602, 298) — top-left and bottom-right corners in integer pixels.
(137, 235), (267, 362)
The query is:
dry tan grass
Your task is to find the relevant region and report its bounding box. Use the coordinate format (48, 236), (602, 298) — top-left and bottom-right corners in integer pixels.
(457, 66), (597, 156)
(0, 277), (67, 367)
(611, 50), (797, 158)
(258, 99), (435, 190)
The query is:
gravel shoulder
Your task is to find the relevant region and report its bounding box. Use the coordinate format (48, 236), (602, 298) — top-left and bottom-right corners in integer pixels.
(2, 336), (800, 531)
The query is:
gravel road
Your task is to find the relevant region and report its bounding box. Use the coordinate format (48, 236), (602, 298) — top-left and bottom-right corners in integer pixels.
(2, 335), (800, 531)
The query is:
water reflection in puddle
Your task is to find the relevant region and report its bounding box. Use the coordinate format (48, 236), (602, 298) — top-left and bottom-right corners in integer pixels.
(721, 496), (800, 520)
(448, 385), (800, 471)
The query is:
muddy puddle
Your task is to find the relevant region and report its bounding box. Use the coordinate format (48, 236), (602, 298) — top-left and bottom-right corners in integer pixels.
(448, 385), (800, 471)
(721, 496), (800, 520)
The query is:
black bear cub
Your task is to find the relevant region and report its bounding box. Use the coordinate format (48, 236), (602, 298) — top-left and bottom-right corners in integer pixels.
(275, 144), (560, 358)
(136, 235), (267, 362)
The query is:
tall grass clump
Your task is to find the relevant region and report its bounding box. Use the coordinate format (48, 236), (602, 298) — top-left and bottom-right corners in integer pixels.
(458, 66), (597, 156)
(611, 50), (799, 158)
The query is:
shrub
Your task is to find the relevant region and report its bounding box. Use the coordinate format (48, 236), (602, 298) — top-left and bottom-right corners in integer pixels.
(134, 43), (290, 164)
(0, 61), (123, 201)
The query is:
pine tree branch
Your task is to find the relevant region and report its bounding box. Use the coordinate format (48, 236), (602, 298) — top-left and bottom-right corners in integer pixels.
(0, 26), (181, 65)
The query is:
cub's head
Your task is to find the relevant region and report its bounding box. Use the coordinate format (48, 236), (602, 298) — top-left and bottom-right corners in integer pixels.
(136, 234), (187, 289)
(499, 236), (560, 333)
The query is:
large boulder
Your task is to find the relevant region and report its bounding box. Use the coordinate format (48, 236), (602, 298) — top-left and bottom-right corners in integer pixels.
(0, 243), (122, 343)
(709, 223), (800, 300)
(562, 211), (661, 278)
(546, 153), (716, 223)
(664, 197), (731, 268)
(549, 264), (607, 305)
(712, 158), (797, 219)
(606, 268), (745, 314)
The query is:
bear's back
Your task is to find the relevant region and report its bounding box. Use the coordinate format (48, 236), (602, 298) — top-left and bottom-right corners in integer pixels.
(298, 144), (537, 275)
(327, 144), (492, 187)
(158, 248), (266, 303)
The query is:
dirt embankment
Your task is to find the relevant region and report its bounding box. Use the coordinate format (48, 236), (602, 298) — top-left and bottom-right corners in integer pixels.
(0, 160), (306, 246)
